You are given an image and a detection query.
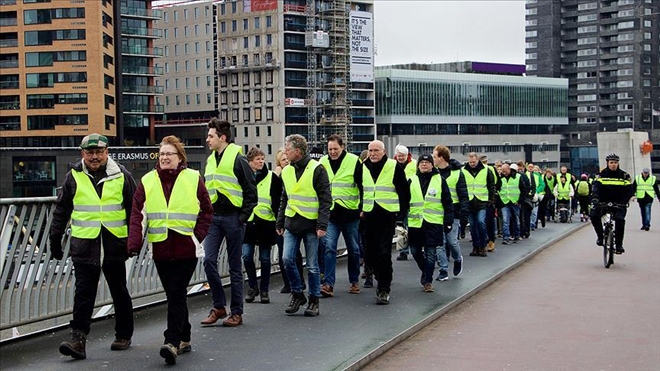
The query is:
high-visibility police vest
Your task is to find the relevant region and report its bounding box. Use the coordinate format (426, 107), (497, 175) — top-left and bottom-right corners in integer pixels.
(499, 174), (521, 205)
(320, 153), (360, 210)
(635, 174), (656, 199)
(404, 160), (417, 179)
(281, 160), (320, 220)
(556, 181), (572, 201)
(462, 167), (489, 201)
(249, 170), (275, 222)
(70, 170), (127, 239)
(142, 169), (200, 242)
(363, 159), (399, 213)
(204, 143), (243, 206)
(444, 169), (461, 204)
(408, 174), (445, 228)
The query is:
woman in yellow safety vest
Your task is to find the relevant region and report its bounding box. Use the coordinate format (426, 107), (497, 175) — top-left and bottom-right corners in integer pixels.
(242, 147), (282, 303)
(127, 135), (213, 365)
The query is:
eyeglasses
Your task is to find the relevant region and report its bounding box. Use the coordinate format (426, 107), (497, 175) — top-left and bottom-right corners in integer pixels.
(83, 149), (106, 156)
(159, 152), (178, 157)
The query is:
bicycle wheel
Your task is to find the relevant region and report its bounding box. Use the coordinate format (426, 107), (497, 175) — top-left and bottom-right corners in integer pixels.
(604, 225), (614, 268)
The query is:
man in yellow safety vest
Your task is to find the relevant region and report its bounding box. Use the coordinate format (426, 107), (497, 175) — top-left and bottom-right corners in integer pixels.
(632, 167), (659, 231)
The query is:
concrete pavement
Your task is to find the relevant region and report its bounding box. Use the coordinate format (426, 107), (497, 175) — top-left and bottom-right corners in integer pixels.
(1, 212), (595, 370)
(364, 205), (660, 371)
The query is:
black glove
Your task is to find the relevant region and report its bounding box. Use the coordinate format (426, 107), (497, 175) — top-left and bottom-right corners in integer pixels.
(49, 237), (63, 260)
(591, 198), (599, 207)
(444, 224), (453, 234)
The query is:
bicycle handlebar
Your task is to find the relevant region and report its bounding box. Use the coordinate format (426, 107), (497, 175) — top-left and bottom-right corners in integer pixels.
(595, 202), (628, 210)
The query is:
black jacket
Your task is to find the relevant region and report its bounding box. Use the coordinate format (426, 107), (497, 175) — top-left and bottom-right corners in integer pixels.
(363, 155), (410, 218)
(437, 159), (469, 223)
(50, 158), (137, 265)
(407, 168), (455, 247)
(276, 154), (332, 234)
(592, 167), (633, 205)
(209, 146), (257, 223)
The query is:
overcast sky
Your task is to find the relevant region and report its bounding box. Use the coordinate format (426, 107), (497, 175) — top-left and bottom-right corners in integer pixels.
(373, 1), (526, 66)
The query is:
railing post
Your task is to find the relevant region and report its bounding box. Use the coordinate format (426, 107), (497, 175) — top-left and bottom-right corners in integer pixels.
(0, 205), (17, 273)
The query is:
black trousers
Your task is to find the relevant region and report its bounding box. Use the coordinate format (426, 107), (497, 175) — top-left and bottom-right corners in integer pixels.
(71, 261), (134, 338)
(538, 194), (551, 225)
(155, 258), (197, 347)
(364, 212), (395, 293)
(591, 207), (627, 247)
(521, 201), (534, 237)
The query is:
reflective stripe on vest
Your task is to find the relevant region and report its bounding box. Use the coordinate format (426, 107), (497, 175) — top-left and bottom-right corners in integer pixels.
(320, 153), (360, 210)
(556, 181), (571, 200)
(462, 167), (488, 201)
(70, 170), (127, 239)
(635, 175), (656, 199)
(282, 160), (320, 219)
(362, 159), (400, 213)
(249, 170), (275, 222)
(499, 174), (521, 205)
(596, 177), (631, 187)
(142, 168), (201, 243)
(204, 143), (243, 206)
(444, 169), (461, 204)
(407, 174), (445, 228)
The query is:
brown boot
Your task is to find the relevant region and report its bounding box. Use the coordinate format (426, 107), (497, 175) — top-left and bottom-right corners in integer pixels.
(200, 307), (228, 325)
(59, 330), (87, 360)
(477, 246), (488, 257)
(469, 246), (479, 256)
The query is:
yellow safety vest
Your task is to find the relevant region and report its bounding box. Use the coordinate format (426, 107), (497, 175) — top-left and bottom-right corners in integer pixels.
(557, 172), (572, 184)
(499, 174), (521, 205)
(204, 143), (243, 206)
(282, 160), (320, 220)
(249, 170), (275, 222)
(70, 170), (127, 239)
(444, 169), (461, 204)
(635, 174), (656, 199)
(320, 153), (360, 211)
(362, 159), (400, 213)
(142, 168), (201, 243)
(404, 160), (417, 179)
(462, 167), (489, 201)
(556, 181), (571, 200)
(408, 174), (445, 228)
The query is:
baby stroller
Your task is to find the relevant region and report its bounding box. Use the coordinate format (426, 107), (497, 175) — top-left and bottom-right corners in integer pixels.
(554, 198), (573, 223)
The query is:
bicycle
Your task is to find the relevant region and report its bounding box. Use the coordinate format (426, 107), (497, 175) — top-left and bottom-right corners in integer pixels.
(596, 202), (628, 269)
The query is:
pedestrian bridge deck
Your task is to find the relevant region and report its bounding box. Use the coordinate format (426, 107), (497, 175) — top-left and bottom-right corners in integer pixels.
(1, 219), (585, 370)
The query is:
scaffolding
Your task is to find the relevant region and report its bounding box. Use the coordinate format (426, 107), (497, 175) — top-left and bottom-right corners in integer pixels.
(306, 0), (353, 150)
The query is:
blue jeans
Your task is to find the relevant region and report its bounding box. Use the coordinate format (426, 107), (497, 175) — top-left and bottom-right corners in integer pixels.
(283, 230), (321, 298)
(468, 208), (487, 249)
(530, 204), (539, 230)
(438, 218), (461, 272)
(501, 204), (521, 240)
(640, 201), (652, 228)
(203, 214), (245, 315)
(410, 244), (437, 284)
(322, 219), (360, 287)
(242, 243), (272, 292)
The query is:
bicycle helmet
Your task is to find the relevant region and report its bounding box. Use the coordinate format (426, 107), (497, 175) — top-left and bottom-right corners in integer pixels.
(605, 153), (619, 162)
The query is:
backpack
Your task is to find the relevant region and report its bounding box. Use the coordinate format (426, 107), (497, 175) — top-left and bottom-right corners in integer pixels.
(576, 181), (589, 196)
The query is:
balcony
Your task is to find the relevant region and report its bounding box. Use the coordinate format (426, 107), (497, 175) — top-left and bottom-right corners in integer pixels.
(122, 85), (164, 95)
(0, 39), (16, 47)
(218, 59), (279, 73)
(0, 101), (20, 110)
(0, 60), (18, 68)
(283, 4), (307, 13)
(0, 81), (19, 89)
(121, 27), (162, 38)
(0, 18), (17, 27)
(123, 104), (164, 113)
(122, 65), (163, 76)
(120, 7), (162, 20)
(352, 99), (374, 107)
(121, 45), (163, 57)
(0, 0), (17, 5)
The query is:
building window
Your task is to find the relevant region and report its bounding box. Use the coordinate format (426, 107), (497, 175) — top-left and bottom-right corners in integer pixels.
(243, 108), (250, 121)
(254, 17), (260, 29)
(243, 18), (248, 30)
(244, 127), (248, 137)
(266, 15), (272, 27)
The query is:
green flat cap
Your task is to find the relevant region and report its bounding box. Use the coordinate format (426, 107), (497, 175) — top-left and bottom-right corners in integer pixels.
(80, 133), (109, 149)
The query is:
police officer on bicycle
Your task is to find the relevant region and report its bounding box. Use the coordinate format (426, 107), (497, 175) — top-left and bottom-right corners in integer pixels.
(590, 153), (633, 254)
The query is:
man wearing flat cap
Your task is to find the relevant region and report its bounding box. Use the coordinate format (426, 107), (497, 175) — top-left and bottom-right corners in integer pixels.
(49, 133), (137, 360)
(632, 168), (659, 231)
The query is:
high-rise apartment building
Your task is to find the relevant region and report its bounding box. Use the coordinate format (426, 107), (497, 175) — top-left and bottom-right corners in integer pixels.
(524, 0), (659, 169)
(0, 0), (163, 148)
(155, 0), (375, 165)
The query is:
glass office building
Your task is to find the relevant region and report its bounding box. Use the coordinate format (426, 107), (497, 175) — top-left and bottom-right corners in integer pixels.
(375, 64), (569, 168)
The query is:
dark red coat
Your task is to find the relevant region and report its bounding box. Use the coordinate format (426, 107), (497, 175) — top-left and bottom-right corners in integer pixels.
(127, 164), (213, 261)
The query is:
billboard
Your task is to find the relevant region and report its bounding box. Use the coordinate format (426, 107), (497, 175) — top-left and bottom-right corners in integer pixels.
(244, 0), (277, 12)
(349, 10), (374, 83)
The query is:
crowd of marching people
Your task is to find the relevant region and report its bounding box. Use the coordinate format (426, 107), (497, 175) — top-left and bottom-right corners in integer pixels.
(48, 122), (659, 365)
